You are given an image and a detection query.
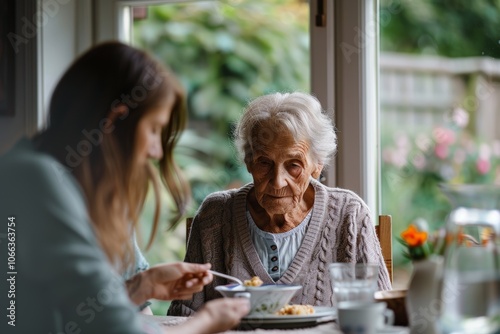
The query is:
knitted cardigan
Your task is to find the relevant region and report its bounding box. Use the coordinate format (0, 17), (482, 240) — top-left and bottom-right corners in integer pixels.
(168, 178), (392, 316)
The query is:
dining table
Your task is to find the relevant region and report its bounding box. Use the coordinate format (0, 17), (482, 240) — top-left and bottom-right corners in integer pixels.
(142, 314), (342, 333)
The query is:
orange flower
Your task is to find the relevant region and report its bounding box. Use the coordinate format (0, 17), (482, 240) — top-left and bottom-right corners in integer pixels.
(401, 224), (428, 247)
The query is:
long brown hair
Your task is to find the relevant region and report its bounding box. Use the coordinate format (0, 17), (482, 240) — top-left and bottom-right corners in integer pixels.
(35, 42), (190, 267)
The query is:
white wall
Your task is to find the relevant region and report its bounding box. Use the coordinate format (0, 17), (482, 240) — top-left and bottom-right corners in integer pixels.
(0, 0), (92, 154)
(39, 0), (77, 127)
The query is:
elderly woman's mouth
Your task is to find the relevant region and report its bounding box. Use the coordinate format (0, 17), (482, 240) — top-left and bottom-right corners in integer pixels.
(266, 195), (289, 199)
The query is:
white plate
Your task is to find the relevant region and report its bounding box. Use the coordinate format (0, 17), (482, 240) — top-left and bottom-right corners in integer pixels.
(239, 306), (336, 329)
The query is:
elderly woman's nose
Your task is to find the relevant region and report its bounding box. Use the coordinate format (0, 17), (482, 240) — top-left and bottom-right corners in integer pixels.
(270, 166), (288, 188)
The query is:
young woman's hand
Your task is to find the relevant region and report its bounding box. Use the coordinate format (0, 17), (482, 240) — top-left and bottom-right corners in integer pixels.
(168, 298), (250, 334)
(126, 262), (212, 305)
(195, 298), (250, 333)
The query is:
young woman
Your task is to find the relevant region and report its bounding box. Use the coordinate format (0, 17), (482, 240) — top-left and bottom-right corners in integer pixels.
(0, 42), (248, 334)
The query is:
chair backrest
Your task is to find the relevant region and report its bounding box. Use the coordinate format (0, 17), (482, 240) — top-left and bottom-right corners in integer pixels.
(376, 215), (393, 283)
(186, 217), (193, 245)
(186, 214), (393, 282)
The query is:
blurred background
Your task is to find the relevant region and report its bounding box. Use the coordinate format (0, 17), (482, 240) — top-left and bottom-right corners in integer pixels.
(131, 0), (500, 314)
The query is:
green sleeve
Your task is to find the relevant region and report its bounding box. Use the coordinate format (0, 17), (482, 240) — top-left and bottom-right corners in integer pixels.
(0, 146), (161, 333)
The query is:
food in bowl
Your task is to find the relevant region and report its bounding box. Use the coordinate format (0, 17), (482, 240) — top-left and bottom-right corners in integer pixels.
(244, 276), (264, 287)
(215, 283), (302, 315)
(276, 304), (315, 315)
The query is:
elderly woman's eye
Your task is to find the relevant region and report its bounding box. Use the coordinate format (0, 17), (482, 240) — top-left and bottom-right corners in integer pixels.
(287, 164), (302, 176)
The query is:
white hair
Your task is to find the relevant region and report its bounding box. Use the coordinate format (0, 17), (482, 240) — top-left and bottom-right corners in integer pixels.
(234, 92), (337, 166)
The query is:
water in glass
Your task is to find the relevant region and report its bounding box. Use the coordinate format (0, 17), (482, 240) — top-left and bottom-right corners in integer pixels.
(329, 263), (379, 305)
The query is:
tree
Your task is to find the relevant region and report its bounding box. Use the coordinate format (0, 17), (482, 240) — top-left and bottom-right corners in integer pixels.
(380, 0), (500, 58)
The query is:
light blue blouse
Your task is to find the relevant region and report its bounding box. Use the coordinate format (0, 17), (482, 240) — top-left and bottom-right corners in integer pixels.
(247, 210), (312, 281)
(122, 234), (150, 280)
(122, 234), (151, 311)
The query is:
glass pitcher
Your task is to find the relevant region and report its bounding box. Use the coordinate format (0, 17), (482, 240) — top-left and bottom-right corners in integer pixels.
(438, 184), (500, 334)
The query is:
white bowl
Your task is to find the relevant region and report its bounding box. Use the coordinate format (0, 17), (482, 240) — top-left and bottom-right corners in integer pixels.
(215, 283), (302, 315)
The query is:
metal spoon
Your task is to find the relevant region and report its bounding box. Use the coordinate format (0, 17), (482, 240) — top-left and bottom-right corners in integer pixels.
(208, 270), (244, 285)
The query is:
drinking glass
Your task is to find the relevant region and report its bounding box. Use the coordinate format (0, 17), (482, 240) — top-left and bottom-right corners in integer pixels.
(329, 263), (379, 305)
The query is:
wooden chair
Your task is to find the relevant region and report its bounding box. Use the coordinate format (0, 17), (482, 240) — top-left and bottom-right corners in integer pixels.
(376, 215), (393, 283)
(185, 214), (393, 282)
(186, 217), (193, 245)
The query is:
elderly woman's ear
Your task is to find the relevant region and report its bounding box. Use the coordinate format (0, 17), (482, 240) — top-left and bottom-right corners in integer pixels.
(312, 164), (323, 179)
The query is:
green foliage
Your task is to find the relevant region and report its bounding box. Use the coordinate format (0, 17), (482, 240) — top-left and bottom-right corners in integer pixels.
(137, 186), (186, 265)
(133, 0), (309, 123)
(380, 0), (500, 58)
(133, 0), (309, 215)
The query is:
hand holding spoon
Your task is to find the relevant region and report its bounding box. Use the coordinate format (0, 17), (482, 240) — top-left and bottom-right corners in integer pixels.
(208, 270), (244, 285)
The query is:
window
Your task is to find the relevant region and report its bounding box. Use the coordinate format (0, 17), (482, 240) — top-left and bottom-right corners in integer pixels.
(379, 0), (500, 288)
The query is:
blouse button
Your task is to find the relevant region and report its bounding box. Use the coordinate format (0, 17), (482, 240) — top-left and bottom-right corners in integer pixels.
(271, 256), (278, 262)
(270, 245), (277, 251)
(271, 266), (279, 272)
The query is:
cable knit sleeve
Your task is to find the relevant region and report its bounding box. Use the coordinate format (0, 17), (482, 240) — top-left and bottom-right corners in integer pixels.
(336, 190), (392, 291)
(357, 211), (392, 291)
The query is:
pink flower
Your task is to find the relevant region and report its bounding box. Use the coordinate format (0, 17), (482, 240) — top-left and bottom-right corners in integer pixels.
(451, 107), (469, 128)
(433, 127), (455, 145)
(476, 158), (491, 175)
(382, 148), (407, 168)
(395, 133), (410, 150)
(434, 143), (449, 160)
(392, 150), (408, 168)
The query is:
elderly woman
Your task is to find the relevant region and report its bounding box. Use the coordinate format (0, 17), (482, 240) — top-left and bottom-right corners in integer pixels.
(168, 92), (391, 316)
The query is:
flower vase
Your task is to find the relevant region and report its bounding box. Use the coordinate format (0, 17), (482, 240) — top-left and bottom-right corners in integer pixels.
(406, 255), (443, 334)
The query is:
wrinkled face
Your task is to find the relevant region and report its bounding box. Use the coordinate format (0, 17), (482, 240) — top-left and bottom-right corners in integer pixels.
(134, 100), (172, 166)
(246, 125), (322, 215)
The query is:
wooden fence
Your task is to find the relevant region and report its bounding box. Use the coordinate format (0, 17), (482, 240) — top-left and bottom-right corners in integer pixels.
(380, 52), (500, 141)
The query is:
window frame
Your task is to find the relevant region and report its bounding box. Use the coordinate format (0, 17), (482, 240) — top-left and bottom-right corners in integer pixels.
(310, 0), (379, 215)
